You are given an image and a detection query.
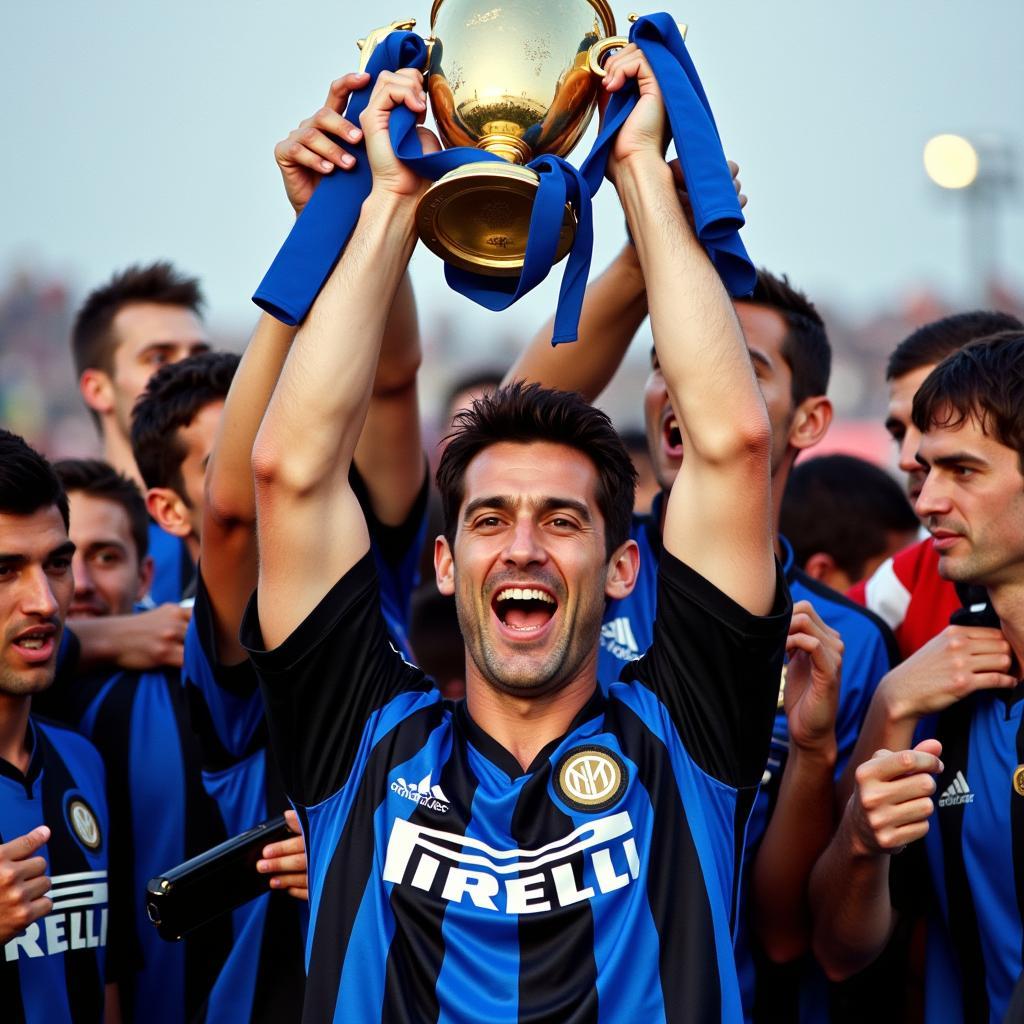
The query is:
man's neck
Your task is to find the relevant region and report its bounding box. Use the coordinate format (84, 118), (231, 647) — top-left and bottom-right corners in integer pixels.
(465, 671), (597, 772)
(0, 694), (33, 775)
(102, 427), (143, 489)
(989, 581), (1024, 675)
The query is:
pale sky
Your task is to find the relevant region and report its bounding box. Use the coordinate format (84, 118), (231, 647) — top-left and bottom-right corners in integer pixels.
(3, 0), (1023, 342)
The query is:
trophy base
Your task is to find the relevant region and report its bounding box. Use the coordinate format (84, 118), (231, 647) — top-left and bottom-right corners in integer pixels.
(415, 162), (577, 277)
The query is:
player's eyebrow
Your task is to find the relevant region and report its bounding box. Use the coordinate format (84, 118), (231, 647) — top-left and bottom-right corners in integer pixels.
(0, 540), (76, 567)
(463, 495), (592, 522)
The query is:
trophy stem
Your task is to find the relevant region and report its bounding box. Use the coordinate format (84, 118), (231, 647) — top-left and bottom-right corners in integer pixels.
(479, 130), (532, 164)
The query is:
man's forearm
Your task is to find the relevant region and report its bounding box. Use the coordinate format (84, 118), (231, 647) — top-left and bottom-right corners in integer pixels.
(753, 744), (837, 962)
(504, 244), (647, 400)
(809, 810), (896, 980)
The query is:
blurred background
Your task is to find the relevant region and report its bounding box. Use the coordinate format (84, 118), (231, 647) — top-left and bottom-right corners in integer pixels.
(2, 0), (1022, 462)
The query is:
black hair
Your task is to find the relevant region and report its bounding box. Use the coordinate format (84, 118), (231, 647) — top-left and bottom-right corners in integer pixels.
(747, 269), (830, 403)
(436, 381), (637, 557)
(0, 430), (69, 529)
(53, 459), (149, 561)
(886, 310), (1022, 381)
(912, 330), (1024, 472)
(131, 351), (238, 497)
(781, 454), (918, 582)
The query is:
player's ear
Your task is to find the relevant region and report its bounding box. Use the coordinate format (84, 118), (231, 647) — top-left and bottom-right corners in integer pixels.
(605, 539), (639, 600)
(435, 535), (455, 596)
(135, 554), (154, 603)
(146, 488), (191, 540)
(802, 551), (851, 592)
(79, 368), (115, 416)
(788, 395), (832, 452)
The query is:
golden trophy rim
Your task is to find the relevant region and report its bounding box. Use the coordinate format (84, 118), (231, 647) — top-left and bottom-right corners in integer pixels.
(429, 0), (617, 37)
(416, 162), (577, 276)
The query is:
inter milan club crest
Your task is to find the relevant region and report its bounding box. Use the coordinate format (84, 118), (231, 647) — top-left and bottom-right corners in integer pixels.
(66, 796), (102, 852)
(1013, 765), (1024, 798)
(555, 747), (628, 813)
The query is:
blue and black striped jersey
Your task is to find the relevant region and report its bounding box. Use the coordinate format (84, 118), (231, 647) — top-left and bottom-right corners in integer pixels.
(0, 717), (110, 1023)
(241, 547), (791, 1023)
(147, 522), (194, 605)
(34, 664), (231, 1024)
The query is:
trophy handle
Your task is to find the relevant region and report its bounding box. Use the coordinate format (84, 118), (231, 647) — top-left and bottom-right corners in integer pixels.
(587, 16), (688, 76)
(356, 19), (423, 73)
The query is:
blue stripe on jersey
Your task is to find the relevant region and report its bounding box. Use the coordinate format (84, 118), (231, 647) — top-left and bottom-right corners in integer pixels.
(127, 675), (188, 1024)
(148, 521), (189, 604)
(610, 681), (745, 1022)
(923, 695), (1024, 1021)
(331, 711), (453, 1021)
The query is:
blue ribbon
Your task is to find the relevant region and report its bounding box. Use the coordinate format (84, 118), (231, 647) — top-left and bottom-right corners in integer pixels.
(253, 13), (753, 344)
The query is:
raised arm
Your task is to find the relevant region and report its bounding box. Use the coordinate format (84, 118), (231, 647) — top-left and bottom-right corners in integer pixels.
(204, 75), (426, 661)
(605, 47), (774, 613)
(251, 70), (437, 649)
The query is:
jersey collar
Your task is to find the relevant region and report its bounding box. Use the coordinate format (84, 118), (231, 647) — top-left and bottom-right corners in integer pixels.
(0, 718), (42, 799)
(456, 689), (607, 780)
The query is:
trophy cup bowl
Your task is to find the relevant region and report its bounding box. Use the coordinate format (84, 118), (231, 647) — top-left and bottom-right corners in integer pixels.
(414, 0), (624, 276)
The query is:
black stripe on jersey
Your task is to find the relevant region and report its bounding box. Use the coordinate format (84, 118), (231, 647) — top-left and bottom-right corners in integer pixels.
(511, 757), (598, 1024)
(302, 702), (445, 1024)
(1013, 708), (1024, 971)
(88, 673), (142, 1001)
(935, 700), (988, 1024)
(0, 829), (28, 1024)
(248, 752), (305, 1023)
(729, 785), (757, 936)
(165, 672), (233, 1020)
(36, 727), (104, 1024)
(606, 700), (722, 1024)
(380, 722), (480, 1023)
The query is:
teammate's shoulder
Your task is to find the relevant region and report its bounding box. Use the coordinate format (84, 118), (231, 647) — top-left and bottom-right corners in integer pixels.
(890, 537), (938, 580)
(792, 570), (898, 649)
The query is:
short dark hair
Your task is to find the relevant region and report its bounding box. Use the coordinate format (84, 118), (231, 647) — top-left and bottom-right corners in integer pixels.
(53, 459), (149, 562)
(912, 331), (1024, 471)
(886, 311), (1022, 381)
(781, 454), (918, 581)
(436, 381), (637, 557)
(0, 430), (69, 530)
(131, 351), (238, 496)
(443, 368), (506, 421)
(71, 261), (204, 379)
(745, 269), (830, 404)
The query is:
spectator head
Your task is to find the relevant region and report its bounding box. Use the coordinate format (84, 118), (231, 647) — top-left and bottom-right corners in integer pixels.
(780, 454), (919, 591)
(619, 428), (659, 516)
(884, 310), (1022, 504)
(435, 381), (638, 698)
(54, 459), (152, 618)
(131, 351), (238, 560)
(0, 430), (73, 696)
(72, 262), (210, 471)
(643, 269), (832, 495)
(913, 331), (1024, 588)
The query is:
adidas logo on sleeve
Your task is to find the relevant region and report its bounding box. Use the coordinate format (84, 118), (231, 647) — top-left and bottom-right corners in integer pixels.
(938, 771), (974, 808)
(601, 618), (640, 662)
(391, 774), (450, 813)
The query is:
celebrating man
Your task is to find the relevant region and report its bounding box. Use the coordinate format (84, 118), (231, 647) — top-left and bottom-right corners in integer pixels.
(244, 48), (790, 1022)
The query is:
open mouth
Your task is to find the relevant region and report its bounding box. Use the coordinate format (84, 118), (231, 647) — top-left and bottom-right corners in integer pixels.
(662, 414), (683, 458)
(12, 626), (57, 663)
(492, 586), (557, 635)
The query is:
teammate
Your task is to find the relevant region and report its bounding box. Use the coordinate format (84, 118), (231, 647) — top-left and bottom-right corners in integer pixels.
(243, 51), (791, 1021)
(780, 454), (919, 592)
(849, 310), (1022, 659)
(0, 430), (117, 1022)
(810, 332), (1024, 1022)
(36, 458), (231, 1024)
(507, 136), (896, 1024)
(177, 75), (431, 1023)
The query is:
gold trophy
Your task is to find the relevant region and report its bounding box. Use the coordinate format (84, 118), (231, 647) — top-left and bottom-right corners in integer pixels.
(357, 2), (640, 276)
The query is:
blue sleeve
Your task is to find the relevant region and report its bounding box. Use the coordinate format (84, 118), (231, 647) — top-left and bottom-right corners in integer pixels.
(182, 573), (266, 768)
